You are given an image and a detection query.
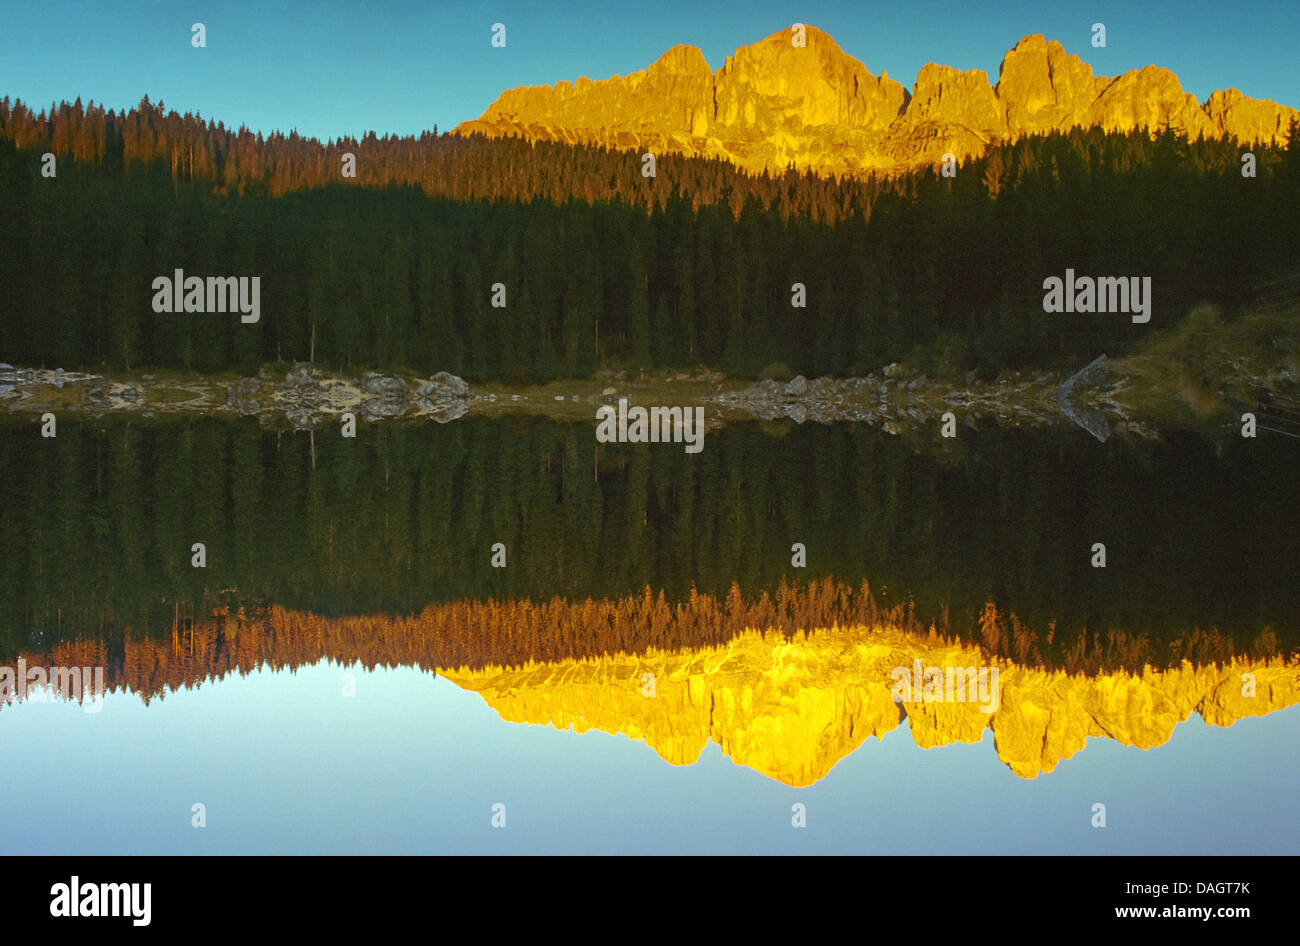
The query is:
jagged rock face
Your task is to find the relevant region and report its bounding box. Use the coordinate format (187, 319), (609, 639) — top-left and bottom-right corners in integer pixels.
(885, 63), (1005, 168)
(709, 27), (908, 172)
(996, 35), (1105, 136)
(713, 27), (907, 132)
(479, 43), (716, 153)
(1206, 88), (1300, 144)
(455, 26), (1298, 177)
(441, 625), (1300, 785)
(1089, 65), (1219, 139)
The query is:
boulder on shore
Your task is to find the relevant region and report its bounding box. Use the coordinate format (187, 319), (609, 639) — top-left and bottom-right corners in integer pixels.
(419, 371), (470, 399)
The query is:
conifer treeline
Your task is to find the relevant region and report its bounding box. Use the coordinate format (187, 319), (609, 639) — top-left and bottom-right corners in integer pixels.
(0, 96), (885, 219)
(2, 97), (1297, 380)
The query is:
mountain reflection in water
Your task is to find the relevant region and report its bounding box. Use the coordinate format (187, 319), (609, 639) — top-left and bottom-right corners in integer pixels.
(1, 415), (1296, 785)
(5, 590), (1296, 782)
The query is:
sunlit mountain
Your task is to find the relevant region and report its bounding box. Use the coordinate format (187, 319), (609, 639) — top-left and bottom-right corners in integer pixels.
(456, 25), (1298, 176)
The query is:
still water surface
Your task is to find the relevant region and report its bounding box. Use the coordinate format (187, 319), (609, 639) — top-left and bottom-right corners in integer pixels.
(0, 416), (1295, 853)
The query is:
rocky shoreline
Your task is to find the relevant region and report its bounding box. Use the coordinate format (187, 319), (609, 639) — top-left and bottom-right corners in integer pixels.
(704, 359), (1165, 440)
(0, 358), (1162, 438)
(708, 366), (1064, 434)
(0, 362), (473, 429)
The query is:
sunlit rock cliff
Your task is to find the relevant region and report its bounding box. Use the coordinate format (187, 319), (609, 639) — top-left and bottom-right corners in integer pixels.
(455, 26), (1298, 176)
(440, 625), (1300, 784)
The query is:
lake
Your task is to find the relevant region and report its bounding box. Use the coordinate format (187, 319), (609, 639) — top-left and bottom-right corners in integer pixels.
(0, 415), (1296, 854)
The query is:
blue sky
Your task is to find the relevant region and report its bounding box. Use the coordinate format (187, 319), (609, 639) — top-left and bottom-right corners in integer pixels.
(0, 0), (1296, 142)
(2, 661), (1296, 854)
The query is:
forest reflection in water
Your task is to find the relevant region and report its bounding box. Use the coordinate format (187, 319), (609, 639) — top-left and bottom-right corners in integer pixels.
(2, 412), (1297, 781)
(1, 414), (1296, 661)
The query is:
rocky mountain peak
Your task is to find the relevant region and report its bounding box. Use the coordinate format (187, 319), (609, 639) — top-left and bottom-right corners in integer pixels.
(455, 27), (1298, 177)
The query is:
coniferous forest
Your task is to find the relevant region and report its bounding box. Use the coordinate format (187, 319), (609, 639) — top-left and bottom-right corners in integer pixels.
(2, 97), (1298, 381)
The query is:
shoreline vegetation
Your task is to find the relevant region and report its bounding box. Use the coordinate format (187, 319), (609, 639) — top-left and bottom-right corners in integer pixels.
(3, 304), (1295, 438)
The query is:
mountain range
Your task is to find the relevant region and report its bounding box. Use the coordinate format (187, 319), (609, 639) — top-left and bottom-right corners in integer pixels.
(455, 25), (1299, 177)
(443, 626), (1300, 785)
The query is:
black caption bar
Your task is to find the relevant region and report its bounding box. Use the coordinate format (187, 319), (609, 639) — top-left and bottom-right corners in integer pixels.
(3, 855), (1283, 933)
